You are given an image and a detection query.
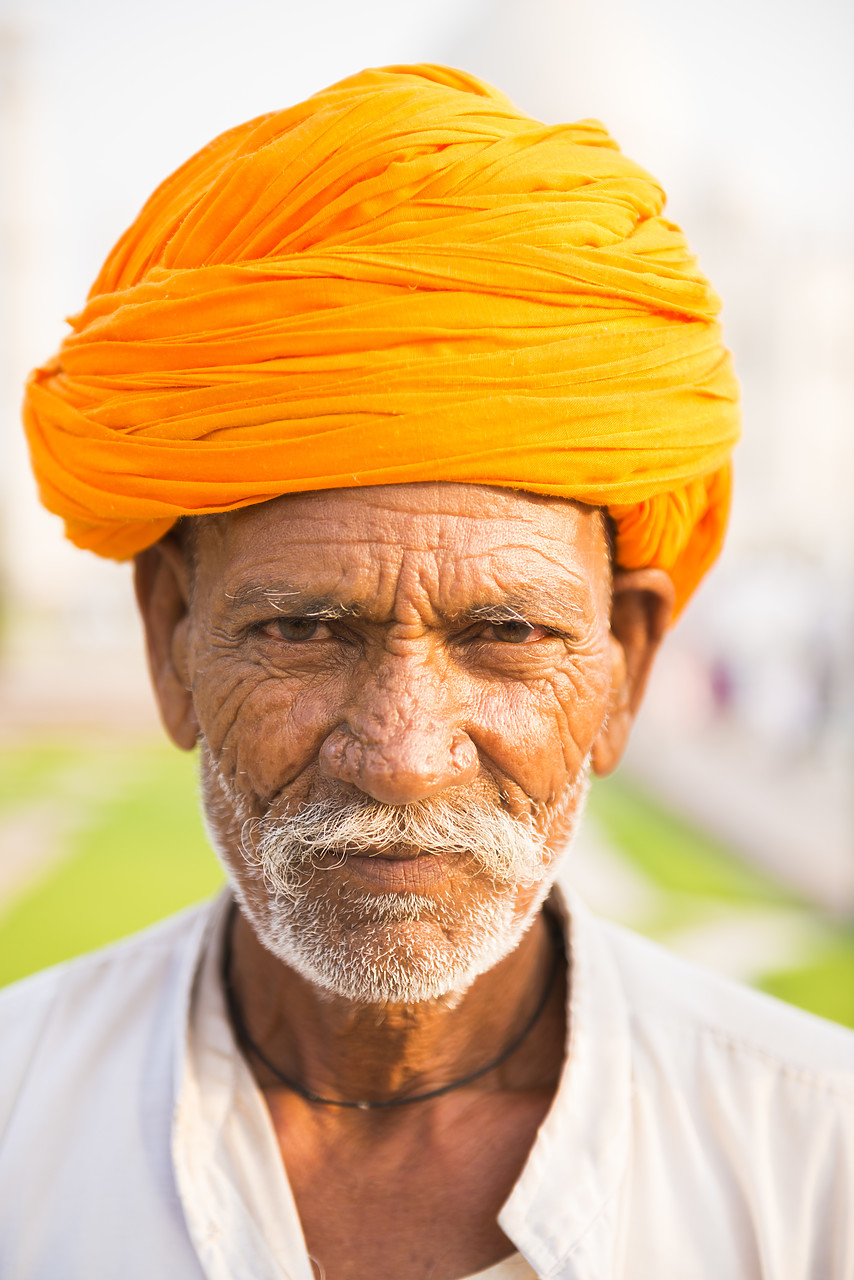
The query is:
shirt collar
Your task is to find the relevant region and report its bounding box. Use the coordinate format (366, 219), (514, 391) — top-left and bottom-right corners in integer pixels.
(499, 876), (633, 1279)
(172, 891), (313, 1280)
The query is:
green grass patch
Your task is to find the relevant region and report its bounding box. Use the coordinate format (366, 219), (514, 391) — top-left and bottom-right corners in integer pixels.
(0, 740), (223, 986)
(589, 775), (794, 906)
(589, 775), (854, 1029)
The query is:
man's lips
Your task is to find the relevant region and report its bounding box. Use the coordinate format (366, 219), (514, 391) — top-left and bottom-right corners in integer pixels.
(337, 849), (450, 892)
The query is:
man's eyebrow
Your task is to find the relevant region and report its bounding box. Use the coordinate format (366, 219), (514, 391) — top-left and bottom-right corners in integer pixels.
(448, 586), (594, 632)
(451, 590), (589, 630)
(223, 585), (361, 618)
(223, 584), (591, 628)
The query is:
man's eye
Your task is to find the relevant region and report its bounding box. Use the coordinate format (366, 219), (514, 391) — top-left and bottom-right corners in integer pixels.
(484, 620), (542, 644)
(269, 617), (328, 642)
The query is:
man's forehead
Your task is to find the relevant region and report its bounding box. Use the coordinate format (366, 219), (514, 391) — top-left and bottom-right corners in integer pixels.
(193, 483), (606, 547)
(186, 483), (612, 613)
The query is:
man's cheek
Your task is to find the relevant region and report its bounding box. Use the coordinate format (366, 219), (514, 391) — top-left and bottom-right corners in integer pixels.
(551, 655), (612, 750)
(191, 663), (261, 757)
(197, 668), (337, 802)
(475, 668), (604, 797)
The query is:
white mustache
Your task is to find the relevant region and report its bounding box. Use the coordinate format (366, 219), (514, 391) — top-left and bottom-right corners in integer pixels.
(242, 789), (556, 896)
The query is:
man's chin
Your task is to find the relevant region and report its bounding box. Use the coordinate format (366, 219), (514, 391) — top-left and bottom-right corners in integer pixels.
(238, 886), (537, 1006)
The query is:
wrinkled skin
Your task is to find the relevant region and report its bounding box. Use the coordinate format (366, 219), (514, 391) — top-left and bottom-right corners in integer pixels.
(135, 482), (673, 1280)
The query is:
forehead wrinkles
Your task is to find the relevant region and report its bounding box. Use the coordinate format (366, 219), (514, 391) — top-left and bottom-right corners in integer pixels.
(219, 543), (602, 635)
(195, 492), (609, 621)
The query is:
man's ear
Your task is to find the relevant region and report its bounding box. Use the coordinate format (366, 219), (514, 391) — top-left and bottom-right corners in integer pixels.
(134, 537), (199, 751)
(591, 568), (675, 777)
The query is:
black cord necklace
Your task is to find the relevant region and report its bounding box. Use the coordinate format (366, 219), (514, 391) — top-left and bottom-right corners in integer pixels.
(222, 904), (563, 1111)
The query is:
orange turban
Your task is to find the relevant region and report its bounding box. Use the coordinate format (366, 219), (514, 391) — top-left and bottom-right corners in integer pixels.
(23, 64), (739, 615)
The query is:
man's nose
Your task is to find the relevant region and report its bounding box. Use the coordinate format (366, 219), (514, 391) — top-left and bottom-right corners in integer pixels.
(317, 662), (478, 805)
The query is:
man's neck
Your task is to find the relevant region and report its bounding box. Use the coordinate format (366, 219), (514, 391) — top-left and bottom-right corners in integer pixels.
(226, 904), (565, 1107)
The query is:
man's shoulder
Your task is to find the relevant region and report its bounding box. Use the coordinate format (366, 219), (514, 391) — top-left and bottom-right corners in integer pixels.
(576, 915), (854, 1274)
(0, 901), (215, 1128)
(600, 916), (854, 1094)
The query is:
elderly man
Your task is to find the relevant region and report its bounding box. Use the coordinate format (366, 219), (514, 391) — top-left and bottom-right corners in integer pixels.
(3, 65), (853, 1280)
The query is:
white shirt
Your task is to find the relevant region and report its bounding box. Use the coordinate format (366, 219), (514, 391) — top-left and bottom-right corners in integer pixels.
(2, 876), (854, 1279)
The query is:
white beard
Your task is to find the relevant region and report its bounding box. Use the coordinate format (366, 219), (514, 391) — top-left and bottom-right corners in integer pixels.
(201, 748), (588, 1005)
(232, 880), (555, 1006)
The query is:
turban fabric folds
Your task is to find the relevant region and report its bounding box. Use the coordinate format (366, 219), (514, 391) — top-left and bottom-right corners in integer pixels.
(23, 64), (739, 614)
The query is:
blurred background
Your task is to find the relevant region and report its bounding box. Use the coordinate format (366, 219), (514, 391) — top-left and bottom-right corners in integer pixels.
(0, 0), (852, 1019)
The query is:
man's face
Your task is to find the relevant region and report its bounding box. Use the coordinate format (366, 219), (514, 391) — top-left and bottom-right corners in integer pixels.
(142, 483), (654, 1003)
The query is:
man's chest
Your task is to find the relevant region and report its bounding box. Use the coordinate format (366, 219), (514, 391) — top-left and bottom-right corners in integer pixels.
(265, 1090), (551, 1280)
